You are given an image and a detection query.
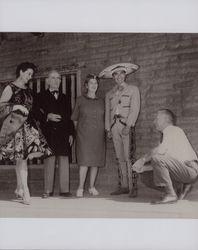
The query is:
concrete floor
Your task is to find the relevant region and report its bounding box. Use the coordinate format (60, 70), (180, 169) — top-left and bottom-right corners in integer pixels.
(0, 186), (198, 218)
(1, 186), (198, 250)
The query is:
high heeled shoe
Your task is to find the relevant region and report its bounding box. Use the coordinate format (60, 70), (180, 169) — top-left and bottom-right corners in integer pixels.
(88, 187), (99, 196)
(76, 189), (84, 197)
(22, 188), (31, 205)
(14, 189), (24, 199)
(23, 199), (30, 205)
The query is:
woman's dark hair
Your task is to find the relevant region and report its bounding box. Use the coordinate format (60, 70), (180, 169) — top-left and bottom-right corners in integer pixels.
(16, 62), (37, 78)
(84, 74), (100, 86)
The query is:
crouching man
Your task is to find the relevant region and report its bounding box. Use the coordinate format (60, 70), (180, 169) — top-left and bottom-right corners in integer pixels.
(132, 109), (198, 204)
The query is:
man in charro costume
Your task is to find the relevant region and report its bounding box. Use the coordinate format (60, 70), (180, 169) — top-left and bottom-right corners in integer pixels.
(99, 63), (140, 197)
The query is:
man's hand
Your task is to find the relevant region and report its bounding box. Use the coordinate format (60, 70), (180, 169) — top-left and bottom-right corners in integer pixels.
(47, 113), (62, 122)
(13, 105), (29, 115)
(132, 158), (145, 173)
(122, 125), (130, 136)
(69, 135), (73, 146)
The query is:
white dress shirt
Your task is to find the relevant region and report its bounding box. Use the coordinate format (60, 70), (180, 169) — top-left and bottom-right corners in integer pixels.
(50, 89), (59, 100)
(156, 125), (197, 162)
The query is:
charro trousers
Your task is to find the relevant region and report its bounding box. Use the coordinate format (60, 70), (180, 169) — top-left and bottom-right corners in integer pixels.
(44, 155), (70, 193)
(111, 121), (131, 189)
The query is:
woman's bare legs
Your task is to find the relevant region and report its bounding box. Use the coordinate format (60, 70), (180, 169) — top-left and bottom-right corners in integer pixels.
(17, 159), (30, 205)
(89, 167), (98, 188)
(77, 166), (99, 196)
(79, 166), (88, 189)
(89, 167), (99, 195)
(76, 166), (88, 197)
(15, 163), (23, 198)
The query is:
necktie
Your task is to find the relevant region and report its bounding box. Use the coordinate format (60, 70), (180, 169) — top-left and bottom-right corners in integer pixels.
(51, 90), (59, 99)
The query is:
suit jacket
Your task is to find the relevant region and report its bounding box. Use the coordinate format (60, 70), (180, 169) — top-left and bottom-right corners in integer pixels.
(33, 90), (74, 156)
(105, 83), (140, 131)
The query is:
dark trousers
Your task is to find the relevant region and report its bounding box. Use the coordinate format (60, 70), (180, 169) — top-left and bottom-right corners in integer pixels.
(44, 155), (70, 193)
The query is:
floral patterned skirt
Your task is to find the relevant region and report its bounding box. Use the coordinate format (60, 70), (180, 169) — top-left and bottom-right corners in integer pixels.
(0, 121), (51, 162)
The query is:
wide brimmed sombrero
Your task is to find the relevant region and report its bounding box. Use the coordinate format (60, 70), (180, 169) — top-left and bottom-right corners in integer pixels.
(99, 63), (139, 79)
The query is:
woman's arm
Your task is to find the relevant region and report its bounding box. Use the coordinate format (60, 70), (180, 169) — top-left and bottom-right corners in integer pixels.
(0, 85), (29, 115)
(0, 85), (13, 103)
(73, 121), (77, 129)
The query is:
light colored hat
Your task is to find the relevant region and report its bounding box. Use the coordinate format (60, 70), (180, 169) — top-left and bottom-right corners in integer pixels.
(99, 62), (139, 79)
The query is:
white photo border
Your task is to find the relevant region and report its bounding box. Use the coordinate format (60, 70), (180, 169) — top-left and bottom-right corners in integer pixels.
(0, 0), (198, 249)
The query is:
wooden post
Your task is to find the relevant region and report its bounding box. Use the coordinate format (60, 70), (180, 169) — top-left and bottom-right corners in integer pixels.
(76, 70), (81, 97)
(71, 74), (75, 109)
(62, 76), (66, 94)
(36, 78), (41, 93)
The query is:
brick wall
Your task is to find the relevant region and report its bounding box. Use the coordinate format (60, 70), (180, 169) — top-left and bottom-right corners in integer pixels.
(0, 33), (198, 191)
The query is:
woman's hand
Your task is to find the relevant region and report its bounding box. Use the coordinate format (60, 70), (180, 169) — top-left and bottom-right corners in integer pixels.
(13, 105), (29, 115)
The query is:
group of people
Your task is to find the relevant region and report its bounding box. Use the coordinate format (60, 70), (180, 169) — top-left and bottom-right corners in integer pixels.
(0, 61), (197, 206)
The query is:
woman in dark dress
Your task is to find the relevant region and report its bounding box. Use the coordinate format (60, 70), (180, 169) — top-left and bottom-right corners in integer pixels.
(71, 74), (105, 197)
(0, 62), (51, 205)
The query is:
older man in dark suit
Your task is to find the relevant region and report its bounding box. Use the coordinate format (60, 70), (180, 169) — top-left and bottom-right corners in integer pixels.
(132, 109), (198, 204)
(34, 70), (74, 198)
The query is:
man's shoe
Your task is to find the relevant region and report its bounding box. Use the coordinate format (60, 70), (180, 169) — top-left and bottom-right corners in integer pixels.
(42, 192), (53, 199)
(110, 187), (129, 195)
(178, 184), (192, 200)
(129, 188), (138, 198)
(151, 194), (178, 205)
(59, 192), (72, 197)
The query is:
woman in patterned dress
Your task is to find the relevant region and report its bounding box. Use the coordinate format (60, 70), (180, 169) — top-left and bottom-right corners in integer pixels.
(71, 74), (105, 197)
(0, 62), (51, 205)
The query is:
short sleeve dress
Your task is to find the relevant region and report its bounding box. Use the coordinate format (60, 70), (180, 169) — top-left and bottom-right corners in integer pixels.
(71, 95), (105, 167)
(0, 83), (51, 162)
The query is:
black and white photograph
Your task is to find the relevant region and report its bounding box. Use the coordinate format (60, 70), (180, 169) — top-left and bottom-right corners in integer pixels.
(1, 31), (198, 218)
(0, 0), (198, 249)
